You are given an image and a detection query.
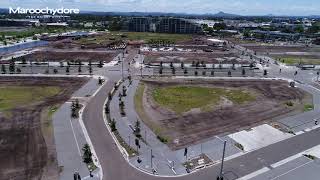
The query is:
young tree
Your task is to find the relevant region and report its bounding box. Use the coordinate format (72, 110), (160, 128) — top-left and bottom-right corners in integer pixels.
(110, 118), (117, 132)
(1, 64), (6, 74)
(98, 60), (104, 68)
(78, 65), (82, 73)
(264, 69), (268, 76)
(89, 66), (93, 74)
(82, 144), (93, 164)
(181, 62), (184, 69)
(184, 69), (188, 75)
(16, 68), (21, 73)
(9, 58), (15, 73)
(66, 66), (70, 74)
(159, 67), (163, 75)
(242, 68), (246, 76)
(53, 69), (58, 74)
(134, 120), (141, 138)
(122, 86), (127, 96)
(228, 70), (232, 77)
(202, 71), (206, 76)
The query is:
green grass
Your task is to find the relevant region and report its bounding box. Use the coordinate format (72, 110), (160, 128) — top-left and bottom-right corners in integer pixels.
(304, 104), (314, 112)
(152, 86), (255, 114)
(275, 57), (320, 65)
(134, 83), (170, 143)
(121, 32), (192, 43)
(0, 86), (61, 111)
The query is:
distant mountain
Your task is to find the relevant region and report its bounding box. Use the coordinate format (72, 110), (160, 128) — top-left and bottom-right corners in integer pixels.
(210, 11), (241, 17)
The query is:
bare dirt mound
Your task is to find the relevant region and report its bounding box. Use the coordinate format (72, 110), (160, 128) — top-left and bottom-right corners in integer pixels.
(0, 77), (88, 180)
(138, 79), (311, 150)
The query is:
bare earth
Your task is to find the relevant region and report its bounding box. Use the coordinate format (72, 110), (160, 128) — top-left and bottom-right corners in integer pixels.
(0, 77), (88, 180)
(137, 78), (311, 150)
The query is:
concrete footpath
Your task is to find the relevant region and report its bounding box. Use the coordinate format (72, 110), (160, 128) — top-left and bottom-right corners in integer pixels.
(53, 77), (102, 180)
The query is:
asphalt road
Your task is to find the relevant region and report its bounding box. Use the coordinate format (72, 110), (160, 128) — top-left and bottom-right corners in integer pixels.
(82, 48), (320, 180)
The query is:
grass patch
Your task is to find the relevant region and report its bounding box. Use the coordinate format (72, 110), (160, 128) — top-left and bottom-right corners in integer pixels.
(113, 128), (138, 157)
(274, 56), (320, 65)
(303, 154), (316, 160)
(122, 32), (192, 43)
(0, 86), (61, 111)
(134, 83), (169, 143)
(285, 101), (294, 107)
(235, 142), (244, 151)
(152, 86), (255, 114)
(304, 104), (314, 112)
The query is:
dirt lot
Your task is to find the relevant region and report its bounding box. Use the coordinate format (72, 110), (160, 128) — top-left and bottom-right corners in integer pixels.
(135, 78), (311, 150)
(25, 49), (118, 62)
(0, 77), (88, 180)
(143, 51), (247, 65)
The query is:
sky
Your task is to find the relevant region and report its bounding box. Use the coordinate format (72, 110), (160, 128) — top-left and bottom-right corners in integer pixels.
(0, 0), (319, 16)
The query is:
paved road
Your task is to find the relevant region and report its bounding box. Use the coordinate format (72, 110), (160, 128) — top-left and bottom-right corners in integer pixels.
(81, 47), (320, 180)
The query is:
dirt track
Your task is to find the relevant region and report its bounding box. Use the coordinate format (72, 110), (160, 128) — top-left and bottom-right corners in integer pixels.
(139, 79), (311, 150)
(0, 77), (88, 180)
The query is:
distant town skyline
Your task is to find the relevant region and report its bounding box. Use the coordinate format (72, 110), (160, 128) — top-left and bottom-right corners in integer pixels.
(1, 0), (319, 16)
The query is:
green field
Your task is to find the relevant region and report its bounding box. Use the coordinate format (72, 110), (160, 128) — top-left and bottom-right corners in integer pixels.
(275, 56), (320, 65)
(152, 86), (255, 114)
(121, 32), (192, 43)
(0, 86), (61, 111)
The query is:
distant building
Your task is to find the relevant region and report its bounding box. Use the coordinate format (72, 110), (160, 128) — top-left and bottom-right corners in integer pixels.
(127, 17), (202, 34)
(128, 17), (152, 32)
(156, 18), (202, 34)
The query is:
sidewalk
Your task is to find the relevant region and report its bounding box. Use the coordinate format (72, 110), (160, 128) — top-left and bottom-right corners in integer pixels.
(53, 77), (102, 180)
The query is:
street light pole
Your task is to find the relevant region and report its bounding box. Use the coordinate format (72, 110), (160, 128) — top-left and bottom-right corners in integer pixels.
(151, 149), (153, 169)
(121, 51), (124, 80)
(218, 141), (227, 180)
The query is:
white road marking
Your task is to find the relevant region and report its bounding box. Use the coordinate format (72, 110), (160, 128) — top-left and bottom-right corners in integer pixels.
(237, 167), (270, 180)
(271, 154), (302, 168)
(270, 160), (312, 180)
(69, 118), (82, 156)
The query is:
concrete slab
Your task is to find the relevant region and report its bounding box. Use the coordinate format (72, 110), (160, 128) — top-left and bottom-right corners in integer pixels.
(229, 124), (293, 152)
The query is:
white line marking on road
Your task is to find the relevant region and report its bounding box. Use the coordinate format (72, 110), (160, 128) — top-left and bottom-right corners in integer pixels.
(270, 160), (312, 180)
(237, 167), (270, 180)
(69, 118), (82, 156)
(271, 154), (302, 168)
